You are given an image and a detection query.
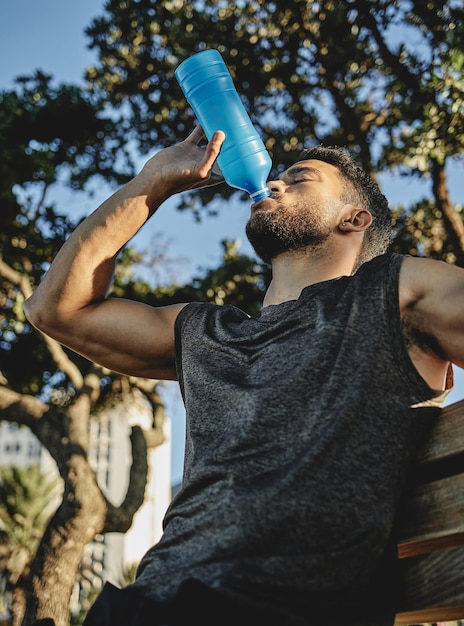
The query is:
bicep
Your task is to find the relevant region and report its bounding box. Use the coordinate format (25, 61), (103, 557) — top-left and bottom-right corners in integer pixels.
(46, 298), (187, 380)
(400, 256), (464, 368)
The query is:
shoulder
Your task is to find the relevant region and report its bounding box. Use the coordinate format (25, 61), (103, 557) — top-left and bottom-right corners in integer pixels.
(175, 300), (249, 330)
(354, 251), (402, 278)
(398, 255), (464, 373)
(398, 255), (464, 313)
(353, 252), (403, 299)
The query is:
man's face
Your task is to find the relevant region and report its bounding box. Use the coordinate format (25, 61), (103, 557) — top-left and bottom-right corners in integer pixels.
(245, 159), (346, 264)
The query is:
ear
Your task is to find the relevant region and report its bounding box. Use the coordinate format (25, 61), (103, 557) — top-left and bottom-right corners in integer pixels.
(338, 205), (372, 233)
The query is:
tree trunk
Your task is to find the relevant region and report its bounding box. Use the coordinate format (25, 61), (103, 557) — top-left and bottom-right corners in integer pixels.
(22, 455), (106, 626)
(431, 158), (464, 266)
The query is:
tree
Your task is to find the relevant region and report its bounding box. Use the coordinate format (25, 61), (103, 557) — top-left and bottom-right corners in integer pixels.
(84, 0), (463, 258)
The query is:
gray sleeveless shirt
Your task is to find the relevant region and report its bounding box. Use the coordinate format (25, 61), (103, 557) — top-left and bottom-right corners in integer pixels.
(133, 253), (449, 625)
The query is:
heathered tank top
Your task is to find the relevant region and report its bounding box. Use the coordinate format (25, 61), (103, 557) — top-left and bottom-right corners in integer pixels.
(133, 252), (449, 625)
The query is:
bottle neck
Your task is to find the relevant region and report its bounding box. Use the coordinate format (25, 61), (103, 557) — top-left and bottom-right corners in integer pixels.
(249, 188), (271, 202)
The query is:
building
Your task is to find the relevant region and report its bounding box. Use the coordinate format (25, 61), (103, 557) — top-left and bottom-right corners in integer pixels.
(82, 389), (172, 588)
(0, 421), (50, 471)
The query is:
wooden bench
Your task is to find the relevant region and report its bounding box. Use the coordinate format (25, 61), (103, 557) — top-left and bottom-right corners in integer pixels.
(395, 398), (464, 625)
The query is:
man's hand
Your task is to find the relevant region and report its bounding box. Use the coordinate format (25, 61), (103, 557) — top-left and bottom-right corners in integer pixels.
(141, 126), (225, 198)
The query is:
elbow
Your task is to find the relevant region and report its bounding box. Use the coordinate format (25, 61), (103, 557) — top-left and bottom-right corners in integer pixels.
(24, 291), (81, 343)
(23, 292), (53, 334)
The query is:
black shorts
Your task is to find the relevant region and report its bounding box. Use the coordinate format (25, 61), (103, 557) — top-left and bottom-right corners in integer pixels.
(81, 578), (278, 626)
(33, 577), (396, 626)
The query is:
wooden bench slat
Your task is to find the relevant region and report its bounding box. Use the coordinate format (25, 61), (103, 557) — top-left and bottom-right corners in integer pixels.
(416, 400), (464, 466)
(397, 472), (464, 558)
(393, 399), (464, 622)
(395, 605), (464, 625)
(395, 544), (464, 624)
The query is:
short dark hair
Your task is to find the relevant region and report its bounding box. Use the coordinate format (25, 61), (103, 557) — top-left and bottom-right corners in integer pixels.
(298, 146), (392, 270)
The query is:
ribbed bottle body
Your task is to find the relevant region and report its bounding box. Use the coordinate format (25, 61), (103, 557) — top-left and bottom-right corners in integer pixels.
(175, 50), (271, 201)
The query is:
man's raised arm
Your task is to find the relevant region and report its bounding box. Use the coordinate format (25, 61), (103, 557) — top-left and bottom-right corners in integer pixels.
(24, 128), (225, 381)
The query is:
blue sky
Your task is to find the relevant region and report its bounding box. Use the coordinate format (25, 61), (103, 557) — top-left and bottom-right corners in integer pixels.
(0, 1), (101, 88)
(2, 1), (463, 483)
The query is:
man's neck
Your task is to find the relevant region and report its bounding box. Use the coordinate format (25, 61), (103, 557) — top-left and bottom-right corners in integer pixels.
(262, 248), (355, 307)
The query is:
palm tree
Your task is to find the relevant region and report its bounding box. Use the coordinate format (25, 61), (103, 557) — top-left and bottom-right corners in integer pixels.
(0, 465), (62, 626)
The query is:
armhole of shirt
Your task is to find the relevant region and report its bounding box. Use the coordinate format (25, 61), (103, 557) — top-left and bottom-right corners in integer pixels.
(173, 302), (198, 400)
(384, 253), (448, 399)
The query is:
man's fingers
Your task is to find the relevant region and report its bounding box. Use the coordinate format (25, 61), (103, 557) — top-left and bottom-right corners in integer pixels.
(200, 130), (225, 174)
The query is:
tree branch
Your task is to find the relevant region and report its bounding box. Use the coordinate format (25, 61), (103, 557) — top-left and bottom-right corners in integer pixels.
(0, 256), (85, 389)
(0, 385), (49, 425)
(129, 378), (166, 448)
(431, 158), (464, 266)
(103, 425), (149, 533)
(0, 256), (33, 299)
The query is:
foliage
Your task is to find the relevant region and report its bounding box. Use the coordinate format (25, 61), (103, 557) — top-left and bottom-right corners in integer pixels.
(81, 0), (464, 260)
(0, 2), (463, 624)
(0, 71), (132, 230)
(0, 464), (62, 565)
(84, 3), (462, 162)
(117, 562), (138, 587)
(0, 72), (132, 394)
(0, 465), (62, 620)
(391, 200), (463, 264)
(115, 239), (270, 316)
(69, 584), (100, 626)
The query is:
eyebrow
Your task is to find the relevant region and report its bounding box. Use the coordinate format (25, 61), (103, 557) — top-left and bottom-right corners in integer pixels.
(281, 164), (324, 181)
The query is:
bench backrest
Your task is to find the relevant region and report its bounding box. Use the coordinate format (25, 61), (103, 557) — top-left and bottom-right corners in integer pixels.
(395, 398), (464, 625)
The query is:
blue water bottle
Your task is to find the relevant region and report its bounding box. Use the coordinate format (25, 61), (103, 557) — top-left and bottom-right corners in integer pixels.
(175, 49), (272, 202)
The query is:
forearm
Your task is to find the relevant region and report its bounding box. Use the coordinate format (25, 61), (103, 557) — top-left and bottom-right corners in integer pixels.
(24, 167), (168, 329)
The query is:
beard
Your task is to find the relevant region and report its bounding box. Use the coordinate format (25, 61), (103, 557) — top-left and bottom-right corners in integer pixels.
(245, 198), (333, 264)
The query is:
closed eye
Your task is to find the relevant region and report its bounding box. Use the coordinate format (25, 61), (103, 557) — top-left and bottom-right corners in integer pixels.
(286, 166), (323, 184)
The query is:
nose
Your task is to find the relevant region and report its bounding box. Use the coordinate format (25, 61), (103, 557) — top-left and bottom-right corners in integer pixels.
(267, 178), (287, 194)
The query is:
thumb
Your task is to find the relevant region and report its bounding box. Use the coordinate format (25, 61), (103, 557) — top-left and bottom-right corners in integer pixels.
(197, 131), (225, 179)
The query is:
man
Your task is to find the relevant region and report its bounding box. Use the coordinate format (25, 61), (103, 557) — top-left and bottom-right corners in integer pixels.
(25, 126), (464, 626)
